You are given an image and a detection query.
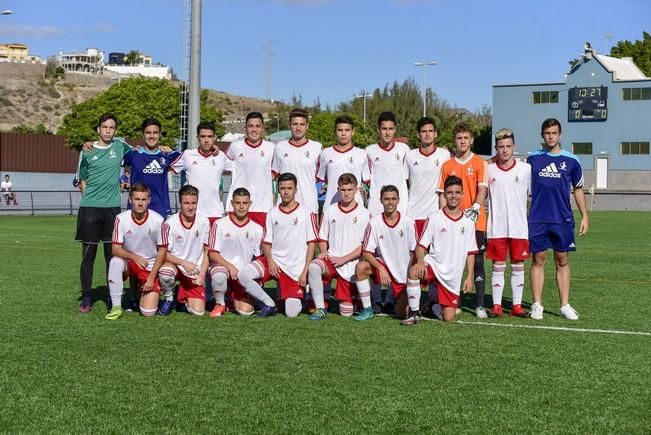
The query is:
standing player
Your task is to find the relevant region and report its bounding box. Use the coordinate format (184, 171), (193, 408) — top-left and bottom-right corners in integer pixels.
(158, 185), (211, 316)
(225, 112), (275, 227)
(307, 173), (370, 320)
(123, 118), (180, 218)
(407, 175), (478, 323)
(106, 183), (166, 320)
(171, 122), (231, 224)
(355, 185), (417, 322)
(317, 115), (370, 211)
(527, 118), (588, 320)
(237, 173), (318, 318)
(76, 113), (132, 313)
(437, 123), (489, 318)
(272, 108), (322, 214)
(1, 174), (17, 205)
(485, 129), (531, 318)
(207, 187), (265, 317)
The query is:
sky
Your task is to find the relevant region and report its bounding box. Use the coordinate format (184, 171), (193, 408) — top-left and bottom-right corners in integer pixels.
(1, 0), (649, 112)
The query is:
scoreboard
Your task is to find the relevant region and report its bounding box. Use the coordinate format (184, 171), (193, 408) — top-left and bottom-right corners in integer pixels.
(568, 86), (608, 122)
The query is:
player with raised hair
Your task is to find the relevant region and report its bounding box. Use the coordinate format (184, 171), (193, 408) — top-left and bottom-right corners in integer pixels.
(170, 122), (231, 225)
(106, 183), (167, 320)
(272, 108), (323, 214)
(486, 128), (531, 318)
(207, 187), (265, 318)
(527, 118), (588, 320)
(354, 185), (417, 322)
(407, 175), (478, 323)
(437, 122), (489, 319)
(158, 185), (211, 316)
(236, 173), (318, 318)
(307, 173), (370, 320)
(225, 112), (276, 228)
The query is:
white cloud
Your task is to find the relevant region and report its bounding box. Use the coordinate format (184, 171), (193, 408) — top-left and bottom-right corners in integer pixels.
(96, 21), (114, 33)
(0, 24), (64, 39)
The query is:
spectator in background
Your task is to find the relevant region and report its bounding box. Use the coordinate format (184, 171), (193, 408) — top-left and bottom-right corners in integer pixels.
(1, 174), (18, 205)
(120, 167), (131, 192)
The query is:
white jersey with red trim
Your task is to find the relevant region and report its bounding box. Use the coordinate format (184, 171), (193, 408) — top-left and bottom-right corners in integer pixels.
(406, 147), (451, 219)
(226, 139), (275, 213)
(208, 214), (264, 270)
(319, 202), (370, 281)
(170, 149), (232, 218)
(316, 145), (370, 211)
(264, 203), (319, 281)
(271, 139), (322, 213)
(487, 160), (531, 239)
(362, 212), (417, 284)
(366, 142), (410, 216)
(419, 209), (479, 295)
(162, 212), (210, 275)
(112, 210), (164, 269)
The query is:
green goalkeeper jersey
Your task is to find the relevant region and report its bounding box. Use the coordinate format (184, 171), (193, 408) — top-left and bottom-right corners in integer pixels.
(79, 139), (131, 208)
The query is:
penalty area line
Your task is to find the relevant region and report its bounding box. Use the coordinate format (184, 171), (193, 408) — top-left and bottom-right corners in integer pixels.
(453, 320), (651, 337)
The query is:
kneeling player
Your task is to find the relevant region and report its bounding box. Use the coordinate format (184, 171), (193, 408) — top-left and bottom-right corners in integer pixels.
(238, 173), (318, 317)
(407, 176), (478, 323)
(106, 183), (166, 319)
(207, 187), (266, 317)
(307, 173), (370, 320)
(158, 185), (210, 316)
(355, 185), (417, 322)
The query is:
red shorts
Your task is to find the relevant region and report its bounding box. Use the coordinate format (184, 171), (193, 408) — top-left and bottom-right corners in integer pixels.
(126, 260), (161, 294)
(420, 265), (458, 308)
(248, 212), (267, 228)
(176, 271), (206, 303)
(415, 219), (428, 240)
(208, 265), (249, 302)
(313, 258), (358, 304)
(371, 257), (406, 297)
(255, 256), (305, 300)
(486, 238), (530, 262)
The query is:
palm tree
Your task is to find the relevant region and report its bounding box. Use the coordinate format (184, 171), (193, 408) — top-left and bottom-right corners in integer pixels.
(124, 50), (139, 66)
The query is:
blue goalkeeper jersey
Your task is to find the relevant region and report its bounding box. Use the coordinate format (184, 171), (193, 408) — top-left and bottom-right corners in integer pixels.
(123, 148), (181, 217)
(527, 149), (584, 225)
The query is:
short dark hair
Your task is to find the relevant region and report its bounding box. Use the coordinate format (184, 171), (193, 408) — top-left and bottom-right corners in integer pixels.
(129, 182), (150, 197)
(541, 118), (562, 134)
(246, 112), (264, 123)
(453, 122), (473, 136)
(277, 172), (297, 186)
(179, 184), (199, 200)
(232, 187), (250, 199)
(335, 115), (354, 129)
(377, 111), (397, 127)
(141, 117), (161, 132)
(289, 108), (309, 122)
(337, 172), (358, 187)
(97, 112), (118, 128)
(380, 184), (399, 198)
(416, 116), (437, 132)
(444, 175), (463, 190)
(196, 122), (215, 136)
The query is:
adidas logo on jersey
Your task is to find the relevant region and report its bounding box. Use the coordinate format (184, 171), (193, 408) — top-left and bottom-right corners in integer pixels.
(539, 162), (562, 178)
(225, 232), (231, 238)
(143, 159), (164, 174)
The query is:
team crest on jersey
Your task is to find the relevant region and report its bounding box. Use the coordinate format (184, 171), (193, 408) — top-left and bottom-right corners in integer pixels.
(467, 166), (474, 174)
(260, 150), (265, 157)
(147, 229), (151, 235)
(352, 216), (358, 224)
(305, 151), (310, 158)
(109, 149), (117, 159)
(435, 159), (440, 166)
(194, 230), (199, 237)
(461, 226), (466, 234)
(395, 153), (400, 160)
(292, 217), (299, 225)
(159, 157), (166, 165)
(212, 159), (216, 166)
(348, 157), (353, 163)
(244, 231), (250, 239)
(398, 229), (404, 237)
(514, 175), (520, 183)
(559, 161), (567, 171)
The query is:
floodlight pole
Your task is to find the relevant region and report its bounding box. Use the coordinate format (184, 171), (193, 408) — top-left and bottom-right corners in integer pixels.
(354, 90), (372, 124)
(187, 0), (202, 149)
(413, 60), (438, 117)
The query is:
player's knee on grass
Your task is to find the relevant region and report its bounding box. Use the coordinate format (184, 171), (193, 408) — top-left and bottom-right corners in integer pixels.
(233, 299), (254, 316)
(285, 298), (302, 318)
(394, 291), (408, 319)
(442, 306), (456, 322)
(339, 301), (353, 317)
(139, 292), (159, 317)
(186, 298), (205, 316)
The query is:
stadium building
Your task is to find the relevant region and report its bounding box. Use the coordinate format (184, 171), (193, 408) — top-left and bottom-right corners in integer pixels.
(493, 43), (651, 191)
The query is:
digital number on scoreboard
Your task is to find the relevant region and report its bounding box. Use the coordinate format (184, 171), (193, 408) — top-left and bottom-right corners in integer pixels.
(568, 86), (608, 122)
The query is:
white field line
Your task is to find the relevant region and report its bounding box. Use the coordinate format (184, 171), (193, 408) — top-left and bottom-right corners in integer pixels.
(451, 320), (651, 337)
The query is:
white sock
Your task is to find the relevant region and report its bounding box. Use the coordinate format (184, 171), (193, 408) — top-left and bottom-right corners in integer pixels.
(307, 261), (325, 309)
(211, 270), (227, 306)
(239, 264), (275, 307)
(285, 298), (302, 318)
(339, 302), (354, 317)
(406, 279), (421, 312)
(491, 263), (505, 306)
(107, 257), (126, 308)
(357, 278), (372, 309)
(511, 262), (525, 305)
(158, 267), (176, 302)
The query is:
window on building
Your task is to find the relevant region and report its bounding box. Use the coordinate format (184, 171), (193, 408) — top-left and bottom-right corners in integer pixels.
(572, 143), (593, 155)
(623, 87), (651, 101)
(533, 91), (559, 104)
(621, 141), (651, 155)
